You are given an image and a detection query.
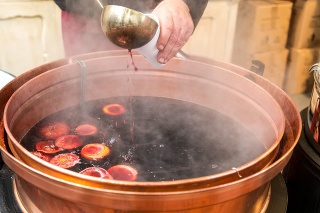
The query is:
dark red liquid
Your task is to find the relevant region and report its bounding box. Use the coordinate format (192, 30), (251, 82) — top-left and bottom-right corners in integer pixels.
(128, 49), (138, 72)
(21, 97), (266, 181)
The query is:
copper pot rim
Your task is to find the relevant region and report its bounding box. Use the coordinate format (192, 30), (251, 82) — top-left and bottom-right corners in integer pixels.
(2, 53), (285, 189)
(0, 118), (296, 196)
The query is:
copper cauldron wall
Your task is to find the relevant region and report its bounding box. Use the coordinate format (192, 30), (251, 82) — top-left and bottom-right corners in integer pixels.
(4, 51), (284, 190)
(0, 50), (301, 213)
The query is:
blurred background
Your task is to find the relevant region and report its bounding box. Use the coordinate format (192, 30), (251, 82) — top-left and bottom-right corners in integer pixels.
(0, 0), (317, 110)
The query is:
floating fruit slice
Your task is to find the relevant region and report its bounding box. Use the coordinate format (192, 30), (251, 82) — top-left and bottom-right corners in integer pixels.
(102, 104), (126, 116)
(55, 135), (83, 149)
(79, 167), (113, 179)
(36, 121), (71, 139)
(49, 153), (80, 169)
(31, 151), (52, 162)
(35, 141), (63, 154)
(80, 143), (110, 161)
(75, 124), (98, 136)
(107, 165), (138, 181)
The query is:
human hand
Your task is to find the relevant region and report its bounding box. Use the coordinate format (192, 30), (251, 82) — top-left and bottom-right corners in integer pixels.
(152, 0), (194, 64)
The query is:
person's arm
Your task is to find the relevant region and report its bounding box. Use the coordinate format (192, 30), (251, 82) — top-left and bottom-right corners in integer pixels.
(152, 0), (208, 64)
(53, 0), (208, 64)
(54, 0), (208, 28)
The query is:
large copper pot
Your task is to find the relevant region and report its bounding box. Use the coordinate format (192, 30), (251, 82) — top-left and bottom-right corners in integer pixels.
(0, 51), (301, 212)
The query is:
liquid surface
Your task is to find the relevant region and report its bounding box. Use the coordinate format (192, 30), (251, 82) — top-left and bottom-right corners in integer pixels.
(21, 96), (266, 181)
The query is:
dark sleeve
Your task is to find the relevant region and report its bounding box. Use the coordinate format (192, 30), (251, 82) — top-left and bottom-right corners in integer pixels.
(184, 0), (209, 27)
(53, 0), (67, 11)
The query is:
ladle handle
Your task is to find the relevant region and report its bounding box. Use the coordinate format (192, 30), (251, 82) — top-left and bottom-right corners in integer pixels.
(176, 51), (189, 59)
(250, 60), (265, 76)
(96, 0), (103, 8)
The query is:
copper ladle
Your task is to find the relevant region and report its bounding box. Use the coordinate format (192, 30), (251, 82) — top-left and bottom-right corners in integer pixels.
(96, 0), (159, 49)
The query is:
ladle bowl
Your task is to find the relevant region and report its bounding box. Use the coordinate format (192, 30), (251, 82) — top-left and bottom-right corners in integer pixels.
(100, 5), (159, 49)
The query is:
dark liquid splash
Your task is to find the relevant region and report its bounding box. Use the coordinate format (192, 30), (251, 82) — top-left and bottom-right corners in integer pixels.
(21, 97), (266, 182)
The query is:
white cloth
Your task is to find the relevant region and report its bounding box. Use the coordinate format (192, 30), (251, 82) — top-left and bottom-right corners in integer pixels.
(0, 70), (14, 89)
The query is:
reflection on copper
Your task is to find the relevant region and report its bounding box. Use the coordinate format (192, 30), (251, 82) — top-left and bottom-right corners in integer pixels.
(310, 97), (320, 142)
